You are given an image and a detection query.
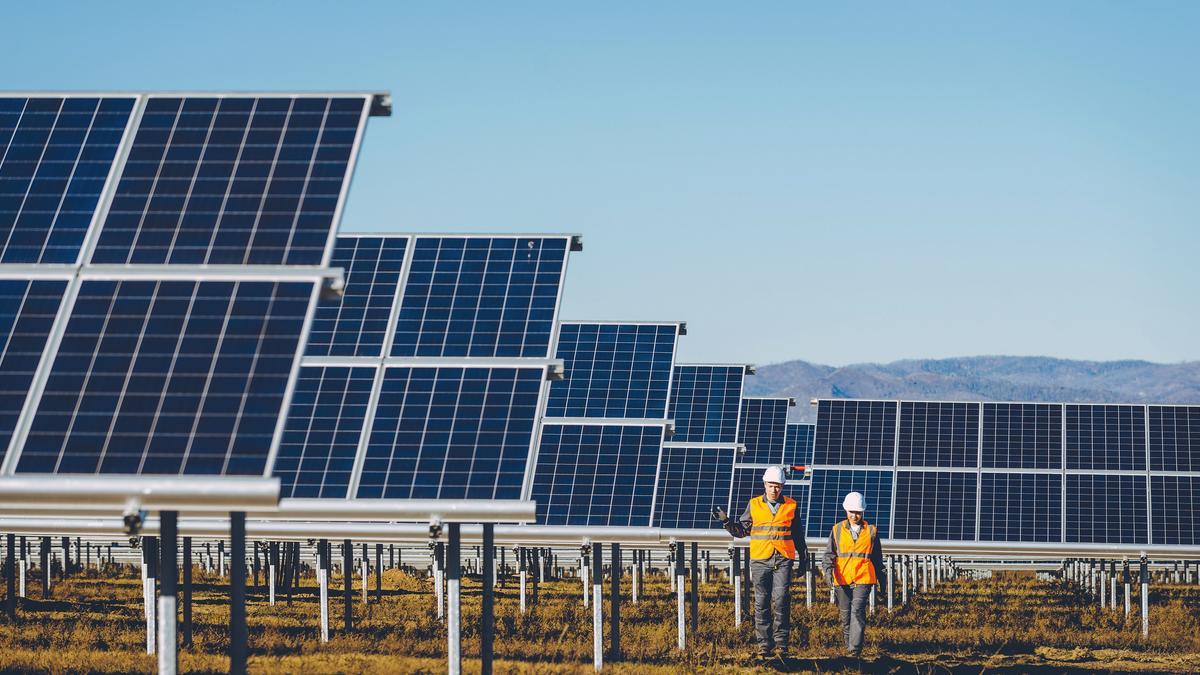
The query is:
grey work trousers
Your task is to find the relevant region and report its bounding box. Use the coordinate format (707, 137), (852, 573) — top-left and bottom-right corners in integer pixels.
(750, 552), (793, 652)
(835, 584), (872, 655)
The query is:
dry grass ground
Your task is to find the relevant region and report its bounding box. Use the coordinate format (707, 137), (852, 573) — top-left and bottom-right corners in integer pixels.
(1, 562), (1199, 673)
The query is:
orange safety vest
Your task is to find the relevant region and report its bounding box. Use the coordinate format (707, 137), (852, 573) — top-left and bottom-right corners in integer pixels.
(748, 496), (797, 560)
(832, 519), (877, 585)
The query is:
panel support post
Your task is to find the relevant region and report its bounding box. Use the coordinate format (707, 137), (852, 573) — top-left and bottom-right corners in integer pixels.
(886, 555), (894, 612)
(610, 543), (621, 661)
(592, 544), (603, 671)
(740, 546), (751, 619)
(158, 511), (178, 675)
(732, 546), (741, 628)
(690, 542), (699, 634)
(481, 524), (495, 675)
(1123, 558), (1131, 618)
(1140, 554), (1149, 639)
(318, 540), (329, 643)
(5, 533), (15, 621)
(446, 524), (461, 675)
(182, 536), (192, 648)
(806, 552), (814, 608)
(40, 537), (49, 599)
(518, 547), (526, 614)
(342, 539), (353, 632)
(375, 544), (383, 604)
(229, 512), (247, 675)
(675, 544), (686, 651)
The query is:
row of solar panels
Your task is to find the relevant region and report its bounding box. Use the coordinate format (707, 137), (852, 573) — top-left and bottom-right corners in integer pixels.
(806, 399), (1200, 545)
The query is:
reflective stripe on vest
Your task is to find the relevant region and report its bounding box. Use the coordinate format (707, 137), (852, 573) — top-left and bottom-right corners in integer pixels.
(748, 497), (797, 560)
(832, 520), (877, 585)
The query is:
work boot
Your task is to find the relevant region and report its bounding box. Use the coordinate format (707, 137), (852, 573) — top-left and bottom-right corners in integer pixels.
(775, 646), (791, 660)
(757, 646), (773, 660)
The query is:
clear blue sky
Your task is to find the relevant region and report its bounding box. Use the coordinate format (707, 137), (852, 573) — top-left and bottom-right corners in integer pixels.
(9, 2), (1198, 366)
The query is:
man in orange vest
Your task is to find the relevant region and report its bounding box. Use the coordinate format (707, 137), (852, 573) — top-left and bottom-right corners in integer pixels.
(820, 491), (885, 658)
(715, 466), (808, 660)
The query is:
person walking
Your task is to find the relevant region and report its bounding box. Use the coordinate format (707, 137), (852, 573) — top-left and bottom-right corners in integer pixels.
(715, 466), (808, 660)
(821, 491), (885, 659)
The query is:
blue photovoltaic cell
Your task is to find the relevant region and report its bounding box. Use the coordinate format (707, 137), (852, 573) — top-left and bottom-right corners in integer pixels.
(892, 471), (977, 541)
(1066, 474), (1147, 544)
(814, 400), (897, 467)
(982, 403), (1062, 469)
(531, 424), (662, 526)
(979, 472), (1061, 542)
(738, 398), (789, 463)
(668, 365), (744, 443)
(805, 469), (893, 538)
(390, 236), (569, 358)
(0, 97), (133, 263)
(1065, 404), (1146, 471)
(306, 236), (407, 357)
(16, 280), (313, 475)
(729, 466), (808, 522)
(92, 96), (365, 265)
(274, 366), (375, 498)
(545, 323), (677, 419)
(356, 367), (542, 499)
(1151, 476), (1200, 546)
(1148, 405), (1200, 472)
(653, 445), (733, 529)
(783, 423), (815, 466)
(0, 279), (68, 465)
(898, 401), (978, 468)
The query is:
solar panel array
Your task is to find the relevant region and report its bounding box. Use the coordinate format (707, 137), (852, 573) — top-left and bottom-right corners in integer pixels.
(533, 322), (681, 526)
(808, 399), (1200, 545)
(0, 92), (383, 478)
(279, 234), (576, 500)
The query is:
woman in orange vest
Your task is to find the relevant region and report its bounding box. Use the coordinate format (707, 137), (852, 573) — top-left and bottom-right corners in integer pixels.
(820, 491), (886, 659)
(716, 465), (808, 660)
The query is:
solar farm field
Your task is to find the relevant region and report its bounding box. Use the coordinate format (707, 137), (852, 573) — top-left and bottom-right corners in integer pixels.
(1, 562), (1198, 673)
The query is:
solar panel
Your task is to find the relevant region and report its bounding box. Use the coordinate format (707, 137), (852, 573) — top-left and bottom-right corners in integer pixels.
(892, 470), (977, 540)
(1066, 473), (1147, 544)
(668, 365), (745, 443)
(783, 422), (814, 466)
(814, 399), (896, 466)
(545, 322), (678, 419)
(0, 97), (134, 263)
(306, 236), (407, 357)
(979, 472), (1061, 542)
(16, 279), (314, 475)
(1150, 475), (1200, 545)
(738, 397), (790, 463)
(652, 445), (733, 529)
(982, 403), (1062, 469)
(1065, 404), (1145, 471)
(0, 279), (68, 466)
(91, 95), (368, 265)
(274, 366), (375, 498)
(356, 366), (543, 499)
(898, 401), (978, 468)
(530, 423), (663, 526)
(390, 236), (570, 358)
(1148, 405), (1200, 472)
(805, 469), (893, 538)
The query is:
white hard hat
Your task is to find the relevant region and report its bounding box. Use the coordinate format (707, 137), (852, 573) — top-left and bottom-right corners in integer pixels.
(843, 491), (866, 511)
(762, 466), (786, 485)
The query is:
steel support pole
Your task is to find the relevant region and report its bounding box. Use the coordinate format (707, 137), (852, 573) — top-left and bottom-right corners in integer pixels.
(592, 545), (603, 672)
(481, 524), (495, 675)
(158, 511), (178, 675)
(182, 536), (192, 648)
(446, 524), (461, 675)
(342, 539), (353, 632)
(690, 542), (699, 634)
(229, 512), (247, 675)
(40, 536), (49, 598)
(5, 533), (15, 620)
(318, 540), (329, 643)
(1140, 554), (1149, 638)
(610, 543), (621, 661)
(732, 546), (741, 628)
(375, 543), (383, 603)
(740, 547), (751, 620)
(518, 547), (527, 614)
(1123, 559), (1131, 617)
(675, 546), (685, 651)
(886, 555), (894, 612)
(805, 552), (813, 608)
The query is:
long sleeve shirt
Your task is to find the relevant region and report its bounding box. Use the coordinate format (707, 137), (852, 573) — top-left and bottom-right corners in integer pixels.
(821, 520), (886, 589)
(723, 495), (809, 574)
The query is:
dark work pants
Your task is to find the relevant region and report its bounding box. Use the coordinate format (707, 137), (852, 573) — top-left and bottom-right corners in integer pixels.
(836, 584), (871, 655)
(750, 552), (793, 652)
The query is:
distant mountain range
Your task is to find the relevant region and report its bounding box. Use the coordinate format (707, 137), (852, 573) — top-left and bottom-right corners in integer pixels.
(743, 356), (1200, 423)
